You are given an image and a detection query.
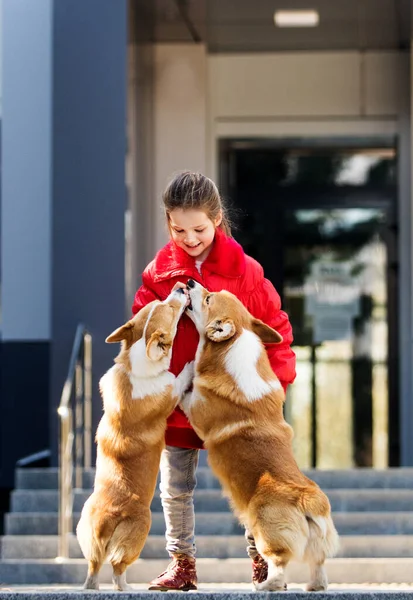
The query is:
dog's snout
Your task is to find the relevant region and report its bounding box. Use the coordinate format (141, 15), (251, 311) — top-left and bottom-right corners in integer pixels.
(187, 279), (196, 289)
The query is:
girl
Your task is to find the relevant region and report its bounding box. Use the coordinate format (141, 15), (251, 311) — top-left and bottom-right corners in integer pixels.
(132, 171), (296, 591)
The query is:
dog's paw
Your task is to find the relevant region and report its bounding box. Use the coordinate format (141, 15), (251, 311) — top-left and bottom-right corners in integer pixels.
(173, 362), (195, 401)
(179, 390), (192, 416)
(255, 580), (286, 592)
(180, 361), (195, 391)
(83, 577), (99, 590)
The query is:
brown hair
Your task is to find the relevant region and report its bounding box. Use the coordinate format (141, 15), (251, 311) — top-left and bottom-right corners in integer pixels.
(162, 171), (232, 236)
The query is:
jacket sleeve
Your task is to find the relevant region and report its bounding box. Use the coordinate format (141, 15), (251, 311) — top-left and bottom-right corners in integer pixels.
(131, 282), (160, 315)
(248, 278), (296, 389)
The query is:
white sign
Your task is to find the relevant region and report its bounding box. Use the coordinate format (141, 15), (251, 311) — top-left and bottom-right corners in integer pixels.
(305, 261), (360, 343)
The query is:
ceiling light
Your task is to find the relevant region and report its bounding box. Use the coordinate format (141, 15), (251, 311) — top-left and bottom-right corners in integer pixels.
(274, 10), (319, 27)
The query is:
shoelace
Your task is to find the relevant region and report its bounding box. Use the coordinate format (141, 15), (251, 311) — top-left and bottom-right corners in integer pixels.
(160, 557), (195, 576)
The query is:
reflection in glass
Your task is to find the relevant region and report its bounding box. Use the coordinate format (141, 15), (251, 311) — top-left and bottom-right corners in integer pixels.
(235, 147), (396, 188)
(284, 208), (388, 468)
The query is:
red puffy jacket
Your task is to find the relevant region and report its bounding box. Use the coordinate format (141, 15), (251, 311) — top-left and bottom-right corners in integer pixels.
(132, 228), (296, 449)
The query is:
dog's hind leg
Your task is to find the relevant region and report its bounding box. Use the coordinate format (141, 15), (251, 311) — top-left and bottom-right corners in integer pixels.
(254, 549), (291, 591)
(83, 559), (103, 590)
(112, 562), (133, 591)
(109, 508), (151, 591)
(307, 561), (328, 592)
(251, 503), (308, 591)
(253, 530), (291, 591)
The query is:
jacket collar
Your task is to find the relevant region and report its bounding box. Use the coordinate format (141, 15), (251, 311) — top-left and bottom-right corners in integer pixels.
(151, 228), (246, 282)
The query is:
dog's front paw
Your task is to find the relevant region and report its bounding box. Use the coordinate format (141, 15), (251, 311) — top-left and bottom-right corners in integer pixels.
(179, 361), (195, 392)
(173, 361), (195, 401)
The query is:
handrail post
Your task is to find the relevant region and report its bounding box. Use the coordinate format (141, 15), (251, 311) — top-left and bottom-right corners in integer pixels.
(57, 325), (92, 559)
(84, 333), (93, 471)
(75, 361), (84, 489)
(57, 408), (73, 559)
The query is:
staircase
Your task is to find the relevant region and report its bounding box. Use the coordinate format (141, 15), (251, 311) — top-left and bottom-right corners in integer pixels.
(1, 466), (413, 585)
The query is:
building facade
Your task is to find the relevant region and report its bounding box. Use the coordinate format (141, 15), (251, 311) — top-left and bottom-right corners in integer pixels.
(1, 0), (412, 497)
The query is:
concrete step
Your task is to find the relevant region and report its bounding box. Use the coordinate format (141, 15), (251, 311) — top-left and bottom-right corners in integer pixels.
(4, 513), (238, 536)
(0, 557), (413, 585)
(9, 488), (413, 514)
(5, 511), (413, 536)
(15, 467), (413, 490)
(2, 534), (413, 559)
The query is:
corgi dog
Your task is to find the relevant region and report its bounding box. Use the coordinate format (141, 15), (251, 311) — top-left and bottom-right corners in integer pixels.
(182, 279), (339, 592)
(76, 288), (193, 591)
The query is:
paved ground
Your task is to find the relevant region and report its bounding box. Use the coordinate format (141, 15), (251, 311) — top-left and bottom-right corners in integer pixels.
(1, 583), (413, 592)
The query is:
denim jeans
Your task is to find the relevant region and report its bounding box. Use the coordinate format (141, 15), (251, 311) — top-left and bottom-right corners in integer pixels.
(159, 445), (258, 559)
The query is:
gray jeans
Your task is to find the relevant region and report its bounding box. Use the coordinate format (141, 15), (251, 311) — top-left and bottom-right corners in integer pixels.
(159, 445), (258, 558)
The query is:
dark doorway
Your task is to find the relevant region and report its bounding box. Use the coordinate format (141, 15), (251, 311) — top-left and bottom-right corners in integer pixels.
(220, 140), (398, 468)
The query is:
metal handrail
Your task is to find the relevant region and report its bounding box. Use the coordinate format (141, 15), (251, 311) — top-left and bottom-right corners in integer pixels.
(57, 324), (92, 559)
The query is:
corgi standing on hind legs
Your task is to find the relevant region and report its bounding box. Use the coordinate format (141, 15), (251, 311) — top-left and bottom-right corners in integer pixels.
(76, 288), (193, 591)
(182, 280), (340, 592)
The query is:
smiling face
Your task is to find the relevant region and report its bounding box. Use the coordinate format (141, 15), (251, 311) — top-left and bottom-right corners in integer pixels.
(168, 208), (222, 262)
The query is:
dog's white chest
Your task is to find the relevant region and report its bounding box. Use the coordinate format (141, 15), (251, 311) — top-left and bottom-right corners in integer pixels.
(224, 329), (281, 401)
(129, 371), (174, 399)
(128, 337), (174, 399)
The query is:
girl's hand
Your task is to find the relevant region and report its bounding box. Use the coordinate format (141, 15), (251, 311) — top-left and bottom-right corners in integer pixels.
(172, 281), (187, 292)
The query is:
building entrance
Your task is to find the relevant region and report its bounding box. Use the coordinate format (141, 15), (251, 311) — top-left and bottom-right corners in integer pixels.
(220, 141), (398, 468)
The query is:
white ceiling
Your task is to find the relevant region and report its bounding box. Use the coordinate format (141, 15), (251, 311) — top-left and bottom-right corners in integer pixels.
(149, 0), (411, 52)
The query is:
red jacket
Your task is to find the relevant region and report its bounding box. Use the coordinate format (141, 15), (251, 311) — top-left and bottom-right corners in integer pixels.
(132, 228), (296, 449)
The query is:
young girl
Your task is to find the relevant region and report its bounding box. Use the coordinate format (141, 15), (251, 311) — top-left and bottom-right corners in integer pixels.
(132, 171), (296, 591)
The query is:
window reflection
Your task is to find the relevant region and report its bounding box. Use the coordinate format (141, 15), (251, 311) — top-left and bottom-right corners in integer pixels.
(285, 208), (388, 469)
(235, 147), (396, 188)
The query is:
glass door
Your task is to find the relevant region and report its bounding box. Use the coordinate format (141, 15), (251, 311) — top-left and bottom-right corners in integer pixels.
(221, 141), (398, 468)
(283, 207), (389, 468)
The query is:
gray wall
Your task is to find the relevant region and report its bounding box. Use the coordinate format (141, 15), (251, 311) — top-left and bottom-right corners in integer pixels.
(1, 0), (127, 484)
(50, 0), (127, 458)
(1, 0), (54, 486)
(1, 0), (52, 341)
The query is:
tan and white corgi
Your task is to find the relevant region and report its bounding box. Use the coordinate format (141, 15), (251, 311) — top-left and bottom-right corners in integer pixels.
(182, 279), (339, 592)
(76, 288), (193, 591)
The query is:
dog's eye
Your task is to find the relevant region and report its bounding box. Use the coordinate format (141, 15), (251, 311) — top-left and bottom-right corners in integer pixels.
(205, 295), (211, 305)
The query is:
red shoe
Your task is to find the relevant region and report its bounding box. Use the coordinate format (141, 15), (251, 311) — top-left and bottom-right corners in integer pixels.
(148, 553), (197, 591)
(252, 554), (268, 585)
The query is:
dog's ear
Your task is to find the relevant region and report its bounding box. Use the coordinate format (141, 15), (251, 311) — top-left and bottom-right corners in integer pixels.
(206, 318), (236, 342)
(251, 318), (283, 344)
(106, 321), (134, 344)
(146, 329), (172, 361)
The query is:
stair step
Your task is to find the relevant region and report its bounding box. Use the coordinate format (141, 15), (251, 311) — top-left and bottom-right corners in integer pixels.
(9, 488), (413, 514)
(4, 512), (239, 536)
(15, 467), (413, 490)
(5, 511), (413, 536)
(0, 557), (412, 585)
(2, 534), (413, 559)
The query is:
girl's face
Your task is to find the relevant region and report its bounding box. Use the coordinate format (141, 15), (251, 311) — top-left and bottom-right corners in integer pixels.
(169, 208), (222, 262)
